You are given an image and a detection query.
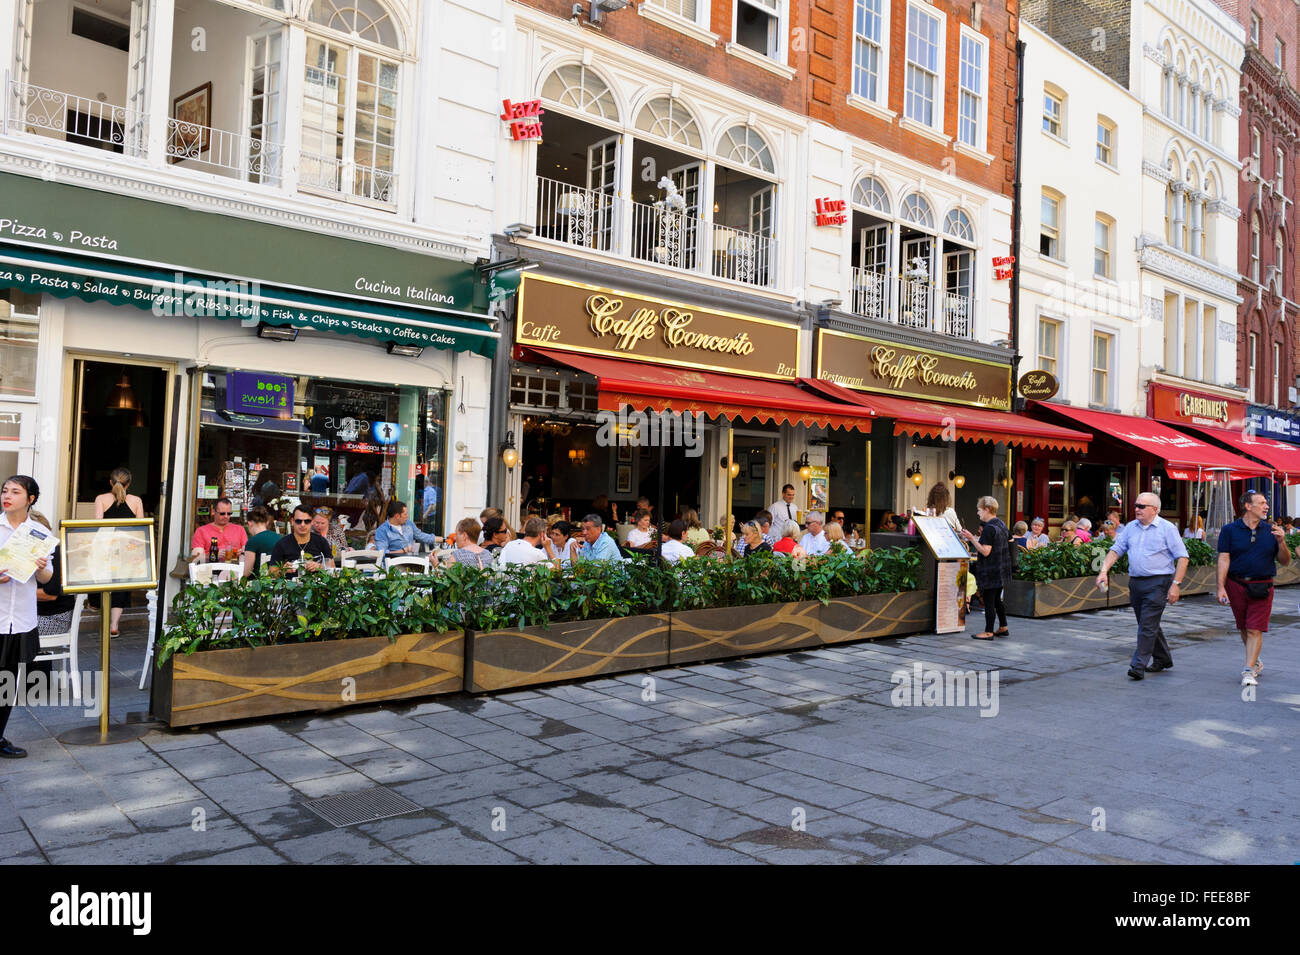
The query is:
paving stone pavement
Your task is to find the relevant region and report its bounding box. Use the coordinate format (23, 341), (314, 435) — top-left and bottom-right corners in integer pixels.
(3, 595), (1299, 864)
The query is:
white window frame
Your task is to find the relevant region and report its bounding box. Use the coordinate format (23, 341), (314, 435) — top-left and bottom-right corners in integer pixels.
(1037, 316), (1061, 378)
(645, 0), (706, 28)
(903, 1), (945, 132)
(1276, 36), (1285, 70)
(1276, 146), (1285, 194)
(1042, 86), (1064, 140)
(1274, 341), (1281, 407)
(1094, 214), (1113, 279)
(852, 0), (890, 108)
(1249, 332), (1258, 399)
(957, 26), (987, 151)
(732, 0), (787, 63)
(1090, 329), (1114, 408)
(1096, 116), (1115, 168)
(1250, 12), (1261, 46)
(1251, 215), (1261, 283)
(1040, 189), (1062, 261)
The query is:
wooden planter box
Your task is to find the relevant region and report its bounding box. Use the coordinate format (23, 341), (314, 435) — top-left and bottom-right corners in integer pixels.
(670, 601), (822, 666)
(1180, 564), (1215, 595)
(154, 631), (464, 728)
(1274, 561), (1300, 587)
(817, 591), (933, 644)
(469, 614), (670, 693)
(1004, 576), (1110, 617)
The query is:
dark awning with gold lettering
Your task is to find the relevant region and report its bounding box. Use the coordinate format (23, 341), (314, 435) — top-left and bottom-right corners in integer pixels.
(526, 348), (875, 433)
(803, 378), (1091, 452)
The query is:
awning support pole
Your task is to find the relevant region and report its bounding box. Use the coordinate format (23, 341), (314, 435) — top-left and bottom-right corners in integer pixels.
(864, 433), (872, 552)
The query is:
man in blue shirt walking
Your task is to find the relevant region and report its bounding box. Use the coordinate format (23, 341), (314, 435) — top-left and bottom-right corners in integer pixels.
(1096, 492), (1189, 680)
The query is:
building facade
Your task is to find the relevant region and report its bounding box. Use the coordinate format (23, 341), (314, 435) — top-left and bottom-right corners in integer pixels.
(0, 0), (501, 613)
(486, 1), (1062, 536)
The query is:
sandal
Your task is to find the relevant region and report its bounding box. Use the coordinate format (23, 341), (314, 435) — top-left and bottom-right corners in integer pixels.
(970, 632), (995, 640)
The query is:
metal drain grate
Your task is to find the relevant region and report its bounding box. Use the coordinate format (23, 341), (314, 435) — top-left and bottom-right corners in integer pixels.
(302, 786), (423, 828)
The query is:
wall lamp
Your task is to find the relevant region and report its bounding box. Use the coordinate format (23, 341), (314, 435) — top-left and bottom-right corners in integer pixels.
(949, 469), (966, 489)
(907, 460), (924, 488)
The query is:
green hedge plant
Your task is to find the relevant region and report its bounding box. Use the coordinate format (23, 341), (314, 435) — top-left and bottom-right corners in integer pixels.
(158, 547), (921, 664)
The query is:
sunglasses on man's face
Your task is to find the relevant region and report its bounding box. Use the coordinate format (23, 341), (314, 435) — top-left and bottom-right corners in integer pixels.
(216, 510), (232, 517)
(293, 518), (312, 524)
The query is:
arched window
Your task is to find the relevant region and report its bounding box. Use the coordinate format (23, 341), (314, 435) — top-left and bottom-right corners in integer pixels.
(308, 0), (400, 47)
(1161, 42), (1174, 115)
(634, 97), (701, 149)
(1276, 229), (1285, 289)
(1251, 214), (1261, 283)
(300, 0), (403, 203)
(900, 193), (934, 229)
(1175, 52), (1187, 125)
(718, 125), (774, 174)
(943, 208), (973, 242)
(852, 176), (891, 214)
(541, 64), (619, 122)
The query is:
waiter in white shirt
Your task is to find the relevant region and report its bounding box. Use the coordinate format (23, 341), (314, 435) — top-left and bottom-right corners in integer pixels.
(800, 512), (830, 556)
(0, 475), (54, 759)
(768, 484), (799, 530)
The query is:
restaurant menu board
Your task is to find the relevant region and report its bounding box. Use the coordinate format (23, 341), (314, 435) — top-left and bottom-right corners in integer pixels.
(934, 560), (969, 634)
(59, 519), (158, 594)
(913, 515), (971, 560)
(223, 465), (246, 514)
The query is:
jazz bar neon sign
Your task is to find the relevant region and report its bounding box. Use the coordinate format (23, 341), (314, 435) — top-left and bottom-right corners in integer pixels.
(993, 254), (1015, 280)
(813, 197), (847, 226)
(501, 99), (544, 140)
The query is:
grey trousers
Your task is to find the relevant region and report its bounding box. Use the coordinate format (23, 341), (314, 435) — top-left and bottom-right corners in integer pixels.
(1128, 574), (1174, 670)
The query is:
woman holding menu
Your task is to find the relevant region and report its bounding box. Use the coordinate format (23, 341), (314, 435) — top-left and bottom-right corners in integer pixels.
(0, 475), (54, 759)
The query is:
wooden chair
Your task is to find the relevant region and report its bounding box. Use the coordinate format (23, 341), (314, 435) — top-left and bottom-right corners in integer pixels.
(694, 540), (723, 558)
(34, 593), (87, 702)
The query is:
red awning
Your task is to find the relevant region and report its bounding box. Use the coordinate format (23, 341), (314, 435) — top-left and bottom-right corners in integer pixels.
(1031, 403), (1272, 481)
(527, 348), (875, 432)
(1181, 424), (1300, 482)
(801, 378), (1090, 452)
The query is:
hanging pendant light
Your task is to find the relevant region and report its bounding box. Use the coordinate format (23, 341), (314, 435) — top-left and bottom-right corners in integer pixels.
(109, 372), (138, 411)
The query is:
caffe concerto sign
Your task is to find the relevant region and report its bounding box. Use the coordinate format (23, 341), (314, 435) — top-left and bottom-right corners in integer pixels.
(815, 329), (1012, 409)
(1018, 370), (1059, 401)
(515, 274), (801, 379)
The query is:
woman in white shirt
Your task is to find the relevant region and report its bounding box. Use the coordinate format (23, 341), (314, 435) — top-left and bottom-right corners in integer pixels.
(625, 509), (655, 550)
(0, 475), (55, 759)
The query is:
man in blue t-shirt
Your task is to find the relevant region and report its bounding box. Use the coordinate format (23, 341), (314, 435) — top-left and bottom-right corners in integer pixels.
(1216, 490), (1292, 688)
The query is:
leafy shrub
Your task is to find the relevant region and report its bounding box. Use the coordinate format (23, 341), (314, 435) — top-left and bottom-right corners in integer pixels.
(159, 547), (922, 663)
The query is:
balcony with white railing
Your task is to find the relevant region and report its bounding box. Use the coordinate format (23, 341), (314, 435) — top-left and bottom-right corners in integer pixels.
(164, 117), (283, 185)
(299, 153), (396, 205)
(847, 265), (974, 340)
(5, 78), (144, 156)
(533, 175), (778, 290)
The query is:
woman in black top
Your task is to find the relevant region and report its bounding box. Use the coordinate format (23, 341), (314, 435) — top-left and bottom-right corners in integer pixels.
(961, 495), (1010, 640)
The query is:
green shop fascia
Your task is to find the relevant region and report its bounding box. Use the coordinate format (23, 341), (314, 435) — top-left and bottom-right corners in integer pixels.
(0, 172), (497, 357)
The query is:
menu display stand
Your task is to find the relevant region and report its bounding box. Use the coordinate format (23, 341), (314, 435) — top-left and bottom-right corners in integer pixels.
(56, 518), (159, 745)
(911, 515), (970, 634)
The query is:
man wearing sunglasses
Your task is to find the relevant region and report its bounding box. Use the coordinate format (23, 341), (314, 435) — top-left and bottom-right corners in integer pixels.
(1096, 492), (1188, 681)
(189, 496), (247, 561)
(269, 503), (334, 575)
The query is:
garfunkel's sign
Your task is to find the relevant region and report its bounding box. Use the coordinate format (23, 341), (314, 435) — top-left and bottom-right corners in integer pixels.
(1148, 381), (1246, 431)
(814, 328), (1012, 410)
(515, 273), (801, 379)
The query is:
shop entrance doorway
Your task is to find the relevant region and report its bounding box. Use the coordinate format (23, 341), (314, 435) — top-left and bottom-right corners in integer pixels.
(69, 358), (173, 520)
(731, 433), (776, 520)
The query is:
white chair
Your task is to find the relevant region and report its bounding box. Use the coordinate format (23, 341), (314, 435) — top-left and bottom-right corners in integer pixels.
(140, 589), (158, 690)
(188, 562), (244, 585)
(384, 555), (431, 573)
(34, 593), (87, 702)
(341, 549), (383, 575)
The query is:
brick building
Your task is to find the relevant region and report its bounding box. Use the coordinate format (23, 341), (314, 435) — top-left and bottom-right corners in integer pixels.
(1232, 2), (1300, 417)
(487, 0), (1044, 530)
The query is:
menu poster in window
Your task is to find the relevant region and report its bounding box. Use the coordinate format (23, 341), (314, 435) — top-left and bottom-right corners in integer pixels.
(224, 467), (246, 510)
(807, 466), (829, 512)
(913, 515), (971, 560)
(283, 472), (298, 493)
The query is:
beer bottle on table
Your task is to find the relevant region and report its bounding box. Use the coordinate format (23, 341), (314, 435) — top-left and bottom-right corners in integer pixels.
(208, 536), (219, 563)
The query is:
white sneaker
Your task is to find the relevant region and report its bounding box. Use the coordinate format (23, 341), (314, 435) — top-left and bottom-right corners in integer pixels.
(1241, 668), (1258, 687)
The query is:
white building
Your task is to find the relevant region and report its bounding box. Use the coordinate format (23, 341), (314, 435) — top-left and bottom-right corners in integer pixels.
(1020, 21), (1145, 413)
(0, 0), (502, 613)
